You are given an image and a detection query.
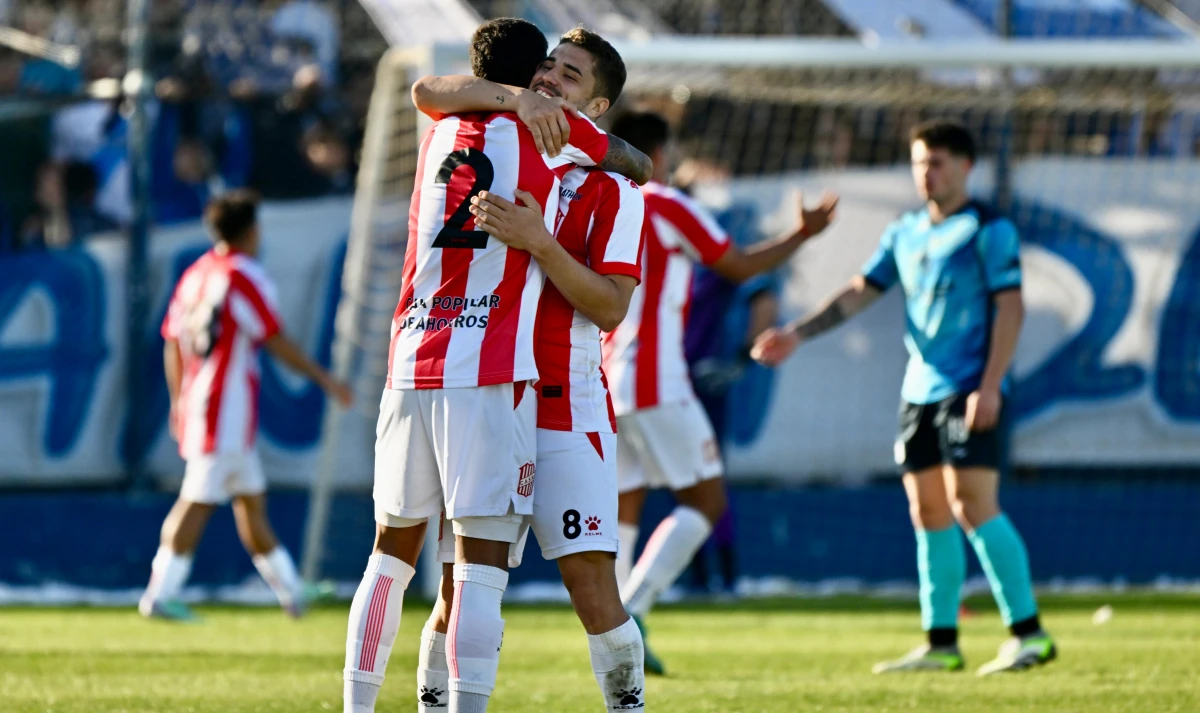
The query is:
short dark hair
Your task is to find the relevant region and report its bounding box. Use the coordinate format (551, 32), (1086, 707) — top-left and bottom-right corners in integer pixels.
(610, 110), (669, 156)
(205, 190), (260, 244)
(910, 119), (977, 162)
(470, 18), (548, 89)
(557, 27), (626, 104)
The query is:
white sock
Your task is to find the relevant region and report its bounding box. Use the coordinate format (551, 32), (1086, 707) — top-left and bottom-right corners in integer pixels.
(615, 523), (639, 595)
(589, 617), (646, 711)
(417, 626), (449, 710)
(252, 546), (303, 608)
(140, 546), (193, 611)
(344, 553), (416, 713)
(622, 506), (712, 617)
(447, 564), (508, 712)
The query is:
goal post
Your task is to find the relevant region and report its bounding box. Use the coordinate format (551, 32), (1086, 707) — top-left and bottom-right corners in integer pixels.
(302, 37), (1200, 594)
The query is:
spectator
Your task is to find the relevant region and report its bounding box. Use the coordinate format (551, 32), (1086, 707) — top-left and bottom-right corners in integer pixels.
(270, 0), (339, 87)
(19, 161), (118, 249)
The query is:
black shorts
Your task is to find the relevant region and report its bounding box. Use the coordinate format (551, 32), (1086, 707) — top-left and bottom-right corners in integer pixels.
(895, 393), (1006, 473)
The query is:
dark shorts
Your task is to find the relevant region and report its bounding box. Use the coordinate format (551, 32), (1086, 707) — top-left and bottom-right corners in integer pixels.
(895, 393), (1006, 473)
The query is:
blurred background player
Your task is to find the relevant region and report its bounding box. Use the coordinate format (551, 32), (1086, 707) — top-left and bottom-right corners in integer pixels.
(340, 18), (650, 713)
(406, 26), (650, 713)
(141, 189), (352, 622)
(753, 119), (1056, 676)
(604, 110), (838, 674)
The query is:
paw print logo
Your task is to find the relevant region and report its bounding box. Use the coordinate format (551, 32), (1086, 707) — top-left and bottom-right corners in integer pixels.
(614, 687), (643, 708)
(420, 686), (446, 707)
(585, 516), (601, 532)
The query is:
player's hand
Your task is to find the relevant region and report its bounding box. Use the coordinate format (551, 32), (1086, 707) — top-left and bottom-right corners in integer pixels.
(327, 380), (354, 409)
(517, 89), (579, 158)
(797, 190), (840, 238)
(469, 189), (554, 255)
(750, 327), (801, 367)
(966, 386), (1001, 432)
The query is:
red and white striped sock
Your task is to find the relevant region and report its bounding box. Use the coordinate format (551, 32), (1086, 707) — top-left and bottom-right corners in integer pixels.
(344, 553), (415, 713)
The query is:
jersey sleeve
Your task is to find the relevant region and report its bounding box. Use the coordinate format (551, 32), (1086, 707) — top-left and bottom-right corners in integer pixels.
(656, 192), (732, 266)
(588, 176), (645, 281)
(860, 224), (900, 292)
(228, 267), (283, 343)
(557, 113), (610, 168)
(977, 218), (1022, 294)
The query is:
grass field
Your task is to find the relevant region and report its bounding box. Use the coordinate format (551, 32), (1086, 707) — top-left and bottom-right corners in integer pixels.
(3, 594), (1199, 712)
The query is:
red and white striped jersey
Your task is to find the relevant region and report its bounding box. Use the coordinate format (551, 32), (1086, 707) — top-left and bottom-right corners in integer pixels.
(386, 111), (610, 390)
(161, 249), (283, 459)
(603, 181), (731, 415)
(534, 168), (645, 433)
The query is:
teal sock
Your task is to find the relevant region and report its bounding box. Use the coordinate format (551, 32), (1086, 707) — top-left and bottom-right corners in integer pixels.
(967, 513), (1039, 626)
(916, 526), (966, 632)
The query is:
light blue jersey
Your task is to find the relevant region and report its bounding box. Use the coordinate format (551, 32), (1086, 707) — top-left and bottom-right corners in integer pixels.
(861, 201), (1022, 405)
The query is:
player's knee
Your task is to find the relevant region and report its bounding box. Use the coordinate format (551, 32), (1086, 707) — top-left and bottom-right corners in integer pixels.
(372, 521), (426, 565)
(950, 495), (997, 531)
(911, 500), (954, 531)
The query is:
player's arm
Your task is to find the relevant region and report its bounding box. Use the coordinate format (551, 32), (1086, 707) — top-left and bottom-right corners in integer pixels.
(751, 276), (884, 367)
(410, 75), (579, 156)
(163, 338), (183, 439)
(967, 219), (1025, 432)
(596, 136), (653, 186)
(469, 189), (637, 332)
(707, 192), (839, 283)
(262, 334), (354, 408)
(971, 288), (1024, 431)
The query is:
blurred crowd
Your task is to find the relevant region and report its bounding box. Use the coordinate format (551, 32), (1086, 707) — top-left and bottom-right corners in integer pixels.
(0, 0), (375, 253)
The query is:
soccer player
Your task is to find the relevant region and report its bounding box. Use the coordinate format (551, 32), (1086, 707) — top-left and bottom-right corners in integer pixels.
(409, 28), (650, 712)
(752, 120), (1057, 676)
(604, 111), (839, 675)
(341, 19), (651, 713)
(141, 190), (352, 621)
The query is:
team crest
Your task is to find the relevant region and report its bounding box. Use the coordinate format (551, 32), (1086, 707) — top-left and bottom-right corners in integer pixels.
(517, 462), (535, 497)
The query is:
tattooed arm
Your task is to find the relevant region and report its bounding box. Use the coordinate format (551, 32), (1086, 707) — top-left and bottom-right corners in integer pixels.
(598, 134), (653, 185)
(751, 275), (883, 366)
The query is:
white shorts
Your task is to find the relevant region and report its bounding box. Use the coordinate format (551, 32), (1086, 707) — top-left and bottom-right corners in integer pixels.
(616, 397), (724, 494)
(179, 451), (266, 504)
(374, 382), (537, 529)
(437, 429), (619, 568)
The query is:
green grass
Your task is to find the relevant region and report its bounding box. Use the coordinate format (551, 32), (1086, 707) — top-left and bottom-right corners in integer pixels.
(3, 594), (1199, 712)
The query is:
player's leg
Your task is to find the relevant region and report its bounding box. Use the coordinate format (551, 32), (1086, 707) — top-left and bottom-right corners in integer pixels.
(435, 382), (535, 713)
(940, 397), (1054, 675)
(614, 420), (647, 592)
(535, 429), (646, 711)
(225, 452), (306, 616)
(140, 497), (216, 619)
(417, 559), (455, 711)
(345, 389), (437, 713)
(140, 454), (229, 620)
(622, 399), (724, 619)
(874, 402), (967, 673)
(231, 493), (305, 616)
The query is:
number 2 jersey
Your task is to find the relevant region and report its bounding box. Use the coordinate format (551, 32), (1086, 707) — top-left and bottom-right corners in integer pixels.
(161, 249), (283, 460)
(386, 111), (610, 390)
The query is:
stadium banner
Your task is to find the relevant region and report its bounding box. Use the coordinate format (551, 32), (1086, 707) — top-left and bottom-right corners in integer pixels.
(0, 197), (370, 487)
(2, 160), (1199, 488)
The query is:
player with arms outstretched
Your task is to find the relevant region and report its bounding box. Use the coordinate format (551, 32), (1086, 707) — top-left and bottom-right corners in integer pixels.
(141, 190), (352, 622)
(605, 111), (838, 674)
(341, 18), (652, 713)
(409, 27), (651, 712)
(754, 120), (1056, 676)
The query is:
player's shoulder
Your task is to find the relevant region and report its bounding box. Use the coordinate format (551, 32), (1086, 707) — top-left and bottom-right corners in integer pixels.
(597, 170), (644, 199)
(967, 202), (1017, 234)
(228, 254), (275, 292)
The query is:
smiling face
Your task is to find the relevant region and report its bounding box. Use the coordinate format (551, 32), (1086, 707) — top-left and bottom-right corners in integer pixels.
(530, 44), (611, 120)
